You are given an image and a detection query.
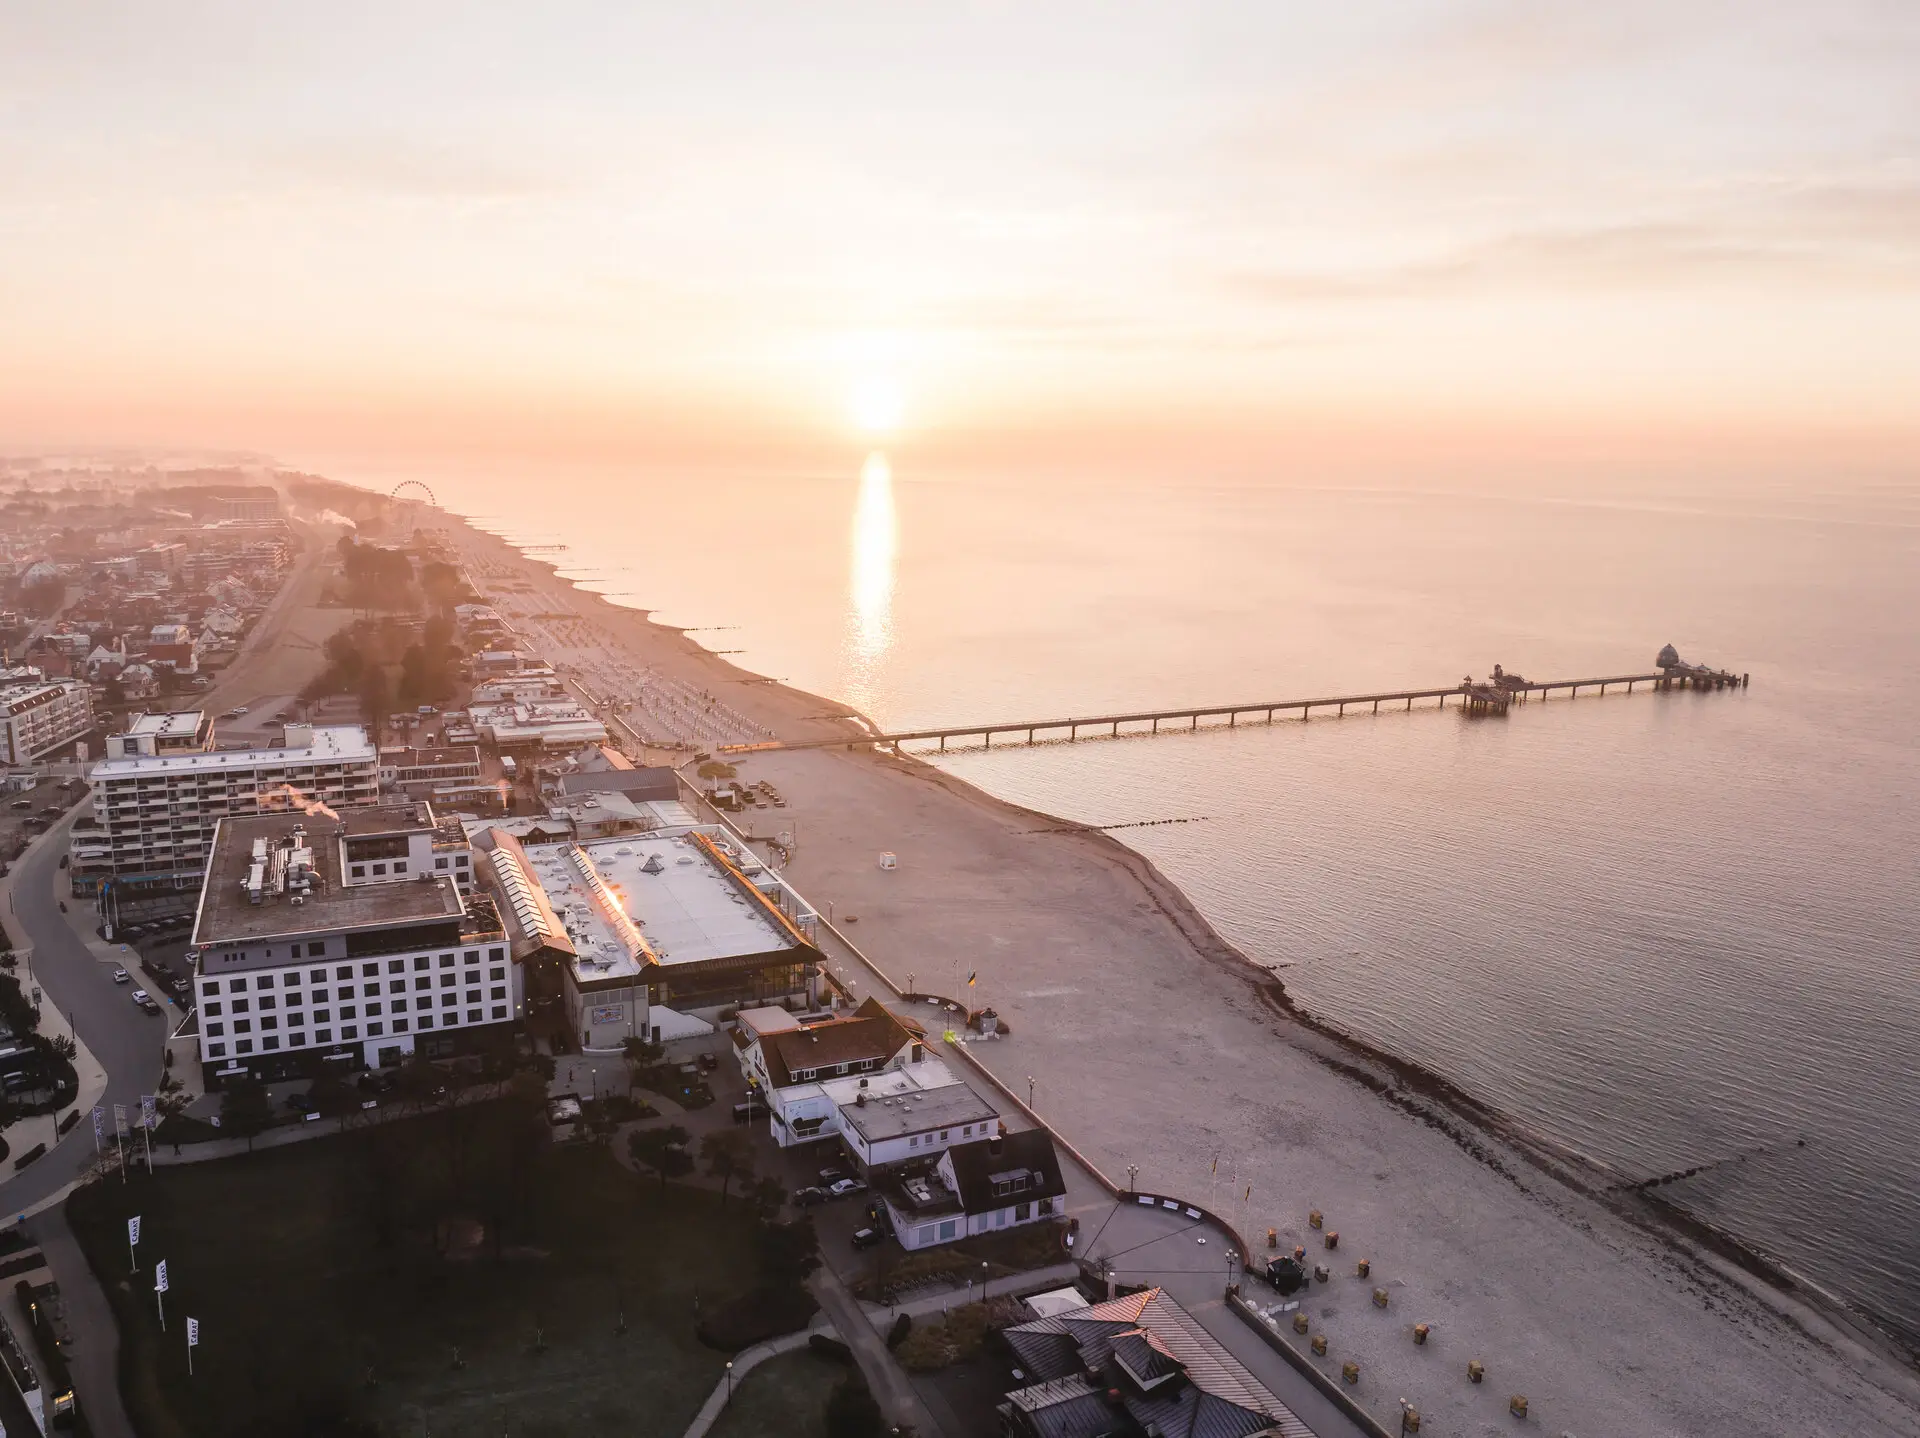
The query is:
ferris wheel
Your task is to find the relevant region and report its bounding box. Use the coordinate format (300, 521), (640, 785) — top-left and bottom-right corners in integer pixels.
(389, 479), (438, 539)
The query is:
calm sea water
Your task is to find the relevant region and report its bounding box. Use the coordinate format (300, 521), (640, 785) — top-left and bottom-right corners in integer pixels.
(355, 458), (1920, 1342)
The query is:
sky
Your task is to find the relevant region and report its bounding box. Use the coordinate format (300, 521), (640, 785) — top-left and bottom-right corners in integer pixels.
(3, 2), (1919, 481)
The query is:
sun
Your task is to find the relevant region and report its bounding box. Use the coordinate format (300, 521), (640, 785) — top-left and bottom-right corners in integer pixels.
(850, 376), (905, 435)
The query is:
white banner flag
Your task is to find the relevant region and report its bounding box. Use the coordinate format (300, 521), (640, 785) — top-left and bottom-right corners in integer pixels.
(92, 1107), (104, 1142)
(187, 1317), (199, 1347)
(128, 1216), (141, 1246)
(141, 1095), (158, 1131)
(155, 1260), (169, 1294)
(113, 1104), (128, 1137)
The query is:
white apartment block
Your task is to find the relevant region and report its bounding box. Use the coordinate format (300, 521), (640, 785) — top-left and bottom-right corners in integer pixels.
(0, 679), (94, 766)
(71, 722), (379, 896)
(191, 810), (517, 1085)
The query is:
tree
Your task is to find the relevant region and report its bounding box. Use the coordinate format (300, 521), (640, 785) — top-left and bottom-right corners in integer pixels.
(756, 1216), (822, 1289)
(743, 1175), (789, 1225)
(219, 1077), (273, 1153)
(621, 1034), (663, 1093)
(628, 1124), (694, 1191)
(823, 1375), (884, 1438)
(696, 761), (737, 781)
(699, 1128), (755, 1208)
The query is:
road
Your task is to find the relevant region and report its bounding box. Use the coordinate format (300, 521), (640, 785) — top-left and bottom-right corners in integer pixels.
(0, 811), (167, 1212)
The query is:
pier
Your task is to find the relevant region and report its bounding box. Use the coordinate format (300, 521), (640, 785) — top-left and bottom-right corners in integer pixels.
(722, 648), (1749, 755)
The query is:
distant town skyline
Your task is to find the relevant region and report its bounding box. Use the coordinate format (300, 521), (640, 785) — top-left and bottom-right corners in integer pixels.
(5, 2), (1918, 479)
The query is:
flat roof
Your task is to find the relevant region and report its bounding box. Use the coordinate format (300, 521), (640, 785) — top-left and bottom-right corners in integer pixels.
(341, 803), (435, 836)
(514, 830), (803, 983)
(128, 710), (205, 737)
(195, 813), (464, 948)
(92, 724), (375, 779)
(835, 1070), (998, 1142)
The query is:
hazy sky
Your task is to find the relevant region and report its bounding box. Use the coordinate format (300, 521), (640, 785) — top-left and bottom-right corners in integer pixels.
(4, 2), (1918, 478)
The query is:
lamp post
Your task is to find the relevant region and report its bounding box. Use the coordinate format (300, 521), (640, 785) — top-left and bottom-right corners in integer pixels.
(980, 1261), (990, 1304)
(725, 1361), (734, 1407)
(907, 972), (914, 996)
(1026, 1075), (1035, 1109)
(1126, 1164), (1139, 1194)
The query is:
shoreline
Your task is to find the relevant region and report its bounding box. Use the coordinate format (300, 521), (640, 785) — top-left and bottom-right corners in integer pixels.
(427, 506), (1918, 1430)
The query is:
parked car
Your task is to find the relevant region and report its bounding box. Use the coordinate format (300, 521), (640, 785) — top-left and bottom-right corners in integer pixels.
(792, 1186), (829, 1208)
(851, 1227), (883, 1250)
(111, 968), (130, 984)
(819, 1166), (850, 1186)
(285, 1093), (316, 1115)
(357, 1071), (397, 1094)
(129, 988), (151, 1005)
(730, 1102), (758, 1124)
(828, 1178), (868, 1200)
(697, 1051), (719, 1072)
(57, 854), (68, 869)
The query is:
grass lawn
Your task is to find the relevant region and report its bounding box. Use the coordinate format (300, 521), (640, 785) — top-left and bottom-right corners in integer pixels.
(703, 1350), (847, 1438)
(69, 1109), (768, 1437)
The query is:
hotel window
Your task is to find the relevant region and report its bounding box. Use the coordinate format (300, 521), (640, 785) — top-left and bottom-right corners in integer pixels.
(291, 1033), (306, 1047)
(416, 996), (432, 1010)
(368, 1023), (384, 1037)
(337, 966), (353, 980)
(415, 976), (431, 991)
(371, 863), (386, 876)
(490, 986), (505, 1001)
(440, 973), (455, 987)
(366, 1002), (382, 1016)
(441, 993), (456, 1007)
(363, 984), (379, 997)
(316, 1029), (332, 1043)
(488, 947), (503, 961)
(439, 954), (454, 967)
(228, 978), (247, 992)
(256, 973), (274, 988)
(309, 969), (327, 984)
(342, 1025), (358, 1040)
(456, 855), (469, 868)
(207, 1043), (226, 1058)
(260, 996), (276, 1010)
(393, 1018), (408, 1032)
(315, 1009), (331, 1023)
(389, 979), (405, 994)
(262, 1016), (278, 1031)
(205, 1002), (222, 1017)
(387, 959), (405, 974)
(463, 950), (479, 964)
(264, 1036), (280, 1051)
(418, 1015), (433, 1029)
(436, 857), (448, 870)
(237, 1039), (254, 1054)
(491, 1005), (506, 1020)
(361, 963), (378, 977)
(465, 989), (480, 1004)
(351, 865), (364, 878)
(286, 991), (303, 1007)
(341, 1005), (357, 1020)
(207, 1023), (225, 1038)
(394, 862), (407, 874)
(413, 955), (430, 971)
(232, 1000), (250, 1014)
(466, 1009), (481, 1023)
(490, 966), (505, 981)
(307, 941), (326, 957)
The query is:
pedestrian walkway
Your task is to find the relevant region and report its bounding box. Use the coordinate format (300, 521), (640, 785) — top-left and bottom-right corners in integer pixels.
(679, 1314), (838, 1438)
(26, 1205), (136, 1438)
(808, 1261), (942, 1436)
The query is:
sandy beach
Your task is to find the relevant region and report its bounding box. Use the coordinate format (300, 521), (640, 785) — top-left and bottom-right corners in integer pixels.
(442, 516), (1920, 1437)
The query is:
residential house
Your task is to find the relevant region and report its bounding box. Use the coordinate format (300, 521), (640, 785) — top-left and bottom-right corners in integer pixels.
(880, 1128), (1066, 1251)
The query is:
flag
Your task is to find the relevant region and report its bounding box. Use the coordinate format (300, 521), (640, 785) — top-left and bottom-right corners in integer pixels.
(1244, 1184), (1252, 1202)
(187, 1317), (199, 1347)
(113, 1104), (128, 1137)
(966, 972), (977, 987)
(1211, 1156), (1218, 1176)
(128, 1216), (141, 1246)
(91, 1107), (104, 1143)
(155, 1260), (169, 1294)
(141, 1096), (158, 1131)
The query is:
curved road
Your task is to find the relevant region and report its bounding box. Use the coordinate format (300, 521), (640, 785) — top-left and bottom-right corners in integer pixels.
(1, 812), (167, 1212)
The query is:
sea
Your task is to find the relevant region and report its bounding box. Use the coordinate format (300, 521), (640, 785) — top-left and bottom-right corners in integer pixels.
(336, 455), (1920, 1347)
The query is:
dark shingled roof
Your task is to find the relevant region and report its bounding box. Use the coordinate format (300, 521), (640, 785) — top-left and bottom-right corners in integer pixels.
(1001, 1288), (1314, 1438)
(944, 1128), (1066, 1214)
(759, 997), (917, 1089)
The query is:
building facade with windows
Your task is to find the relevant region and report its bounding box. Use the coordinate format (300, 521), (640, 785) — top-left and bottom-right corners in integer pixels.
(188, 812), (521, 1087)
(0, 679), (93, 766)
(71, 723), (379, 896)
(881, 1129), (1067, 1252)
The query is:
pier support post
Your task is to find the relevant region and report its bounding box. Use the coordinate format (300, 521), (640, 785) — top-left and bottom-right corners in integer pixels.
(1230, 712), (1236, 727)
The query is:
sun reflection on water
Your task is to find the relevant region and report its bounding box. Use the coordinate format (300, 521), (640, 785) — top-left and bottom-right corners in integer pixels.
(845, 451), (897, 712)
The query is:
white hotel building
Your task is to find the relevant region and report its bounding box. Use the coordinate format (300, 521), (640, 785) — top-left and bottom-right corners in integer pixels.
(0, 678), (93, 767)
(190, 807), (517, 1086)
(71, 720), (379, 897)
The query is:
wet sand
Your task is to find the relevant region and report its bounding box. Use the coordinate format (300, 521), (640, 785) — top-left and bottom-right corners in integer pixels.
(446, 518), (1920, 1437)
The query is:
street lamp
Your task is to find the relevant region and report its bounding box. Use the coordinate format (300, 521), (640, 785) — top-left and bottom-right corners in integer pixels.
(980, 1261), (990, 1303)
(1026, 1075), (1035, 1109)
(725, 1361), (734, 1406)
(1126, 1164), (1139, 1194)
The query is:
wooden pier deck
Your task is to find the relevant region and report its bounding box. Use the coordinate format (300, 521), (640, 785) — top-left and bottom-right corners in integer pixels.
(722, 662), (1749, 754)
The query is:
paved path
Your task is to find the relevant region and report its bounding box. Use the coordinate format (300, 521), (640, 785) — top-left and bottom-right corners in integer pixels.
(679, 1316), (837, 1438)
(809, 1261), (943, 1436)
(26, 1204), (136, 1438)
